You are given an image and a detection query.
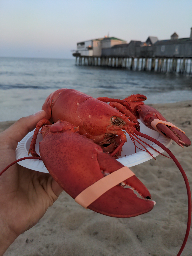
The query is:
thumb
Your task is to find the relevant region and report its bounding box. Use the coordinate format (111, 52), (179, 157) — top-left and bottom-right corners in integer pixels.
(2, 110), (46, 149)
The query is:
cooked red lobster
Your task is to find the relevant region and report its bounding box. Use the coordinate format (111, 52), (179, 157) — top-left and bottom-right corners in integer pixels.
(0, 89), (191, 256)
(29, 89), (190, 157)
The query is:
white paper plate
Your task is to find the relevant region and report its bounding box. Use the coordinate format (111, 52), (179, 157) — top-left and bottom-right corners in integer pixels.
(16, 120), (172, 173)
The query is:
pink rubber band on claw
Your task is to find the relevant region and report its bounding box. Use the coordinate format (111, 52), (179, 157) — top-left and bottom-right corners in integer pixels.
(151, 119), (185, 135)
(75, 166), (135, 208)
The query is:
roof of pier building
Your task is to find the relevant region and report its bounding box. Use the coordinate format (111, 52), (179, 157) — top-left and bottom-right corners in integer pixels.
(129, 40), (142, 45)
(101, 37), (127, 45)
(146, 36), (158, 45)
(102, 36), (126, 41)
(154, 28), (192, 46)
(171, 32), (179, 40)
(101, 36), (127, 49)
(154, 37), (192, 46)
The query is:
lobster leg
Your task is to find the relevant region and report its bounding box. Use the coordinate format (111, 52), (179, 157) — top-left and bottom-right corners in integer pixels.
(29, 118), (51, 157)
(137, 105), (191, 147)
(98, 94), (146, 117)
(109, 102), (139, 125)
(39, 121), (155, 218)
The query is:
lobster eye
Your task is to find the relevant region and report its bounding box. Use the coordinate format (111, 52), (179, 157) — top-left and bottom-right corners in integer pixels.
(111, 116), (125, 126)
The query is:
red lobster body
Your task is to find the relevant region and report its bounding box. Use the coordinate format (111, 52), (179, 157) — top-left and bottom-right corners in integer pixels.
(40, 88), (136, 156)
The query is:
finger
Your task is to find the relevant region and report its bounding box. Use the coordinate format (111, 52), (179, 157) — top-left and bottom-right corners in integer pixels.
(52, 179), (63, 197)
(2, 111), (46, 149)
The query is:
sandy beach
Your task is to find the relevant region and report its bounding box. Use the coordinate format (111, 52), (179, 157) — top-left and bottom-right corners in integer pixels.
(1, 101), (192, 256)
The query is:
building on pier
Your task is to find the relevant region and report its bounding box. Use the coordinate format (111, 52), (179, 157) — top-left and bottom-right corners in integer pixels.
(73, 38), (103, 57)
(72, 27), (192, 73)
(73, 36), (126, 58)
(154, 37), (192, 58)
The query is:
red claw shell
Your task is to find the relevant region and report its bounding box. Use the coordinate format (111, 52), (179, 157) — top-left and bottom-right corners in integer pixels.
(39, 122), (155, 218)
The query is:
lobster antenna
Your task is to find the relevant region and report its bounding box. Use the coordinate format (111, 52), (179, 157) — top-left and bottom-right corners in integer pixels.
(131, 132), (169, 159)
(0, 157), (42, 177)
(135, 130), (191, 256)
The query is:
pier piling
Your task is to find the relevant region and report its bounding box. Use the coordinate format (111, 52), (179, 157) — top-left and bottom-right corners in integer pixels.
(75, 56), (192, 75)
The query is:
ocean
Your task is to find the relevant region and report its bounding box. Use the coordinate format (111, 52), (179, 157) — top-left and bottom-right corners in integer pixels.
(0, 57), (192, 122)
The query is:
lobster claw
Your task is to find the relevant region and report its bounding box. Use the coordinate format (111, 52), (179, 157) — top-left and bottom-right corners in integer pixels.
(40, 121), (155, 218)
(93, 152), (155, 217)
(152, 122), (191, 147)
(137, 105), (191, 147)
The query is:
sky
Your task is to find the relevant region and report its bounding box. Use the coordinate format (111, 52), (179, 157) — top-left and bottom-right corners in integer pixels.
(0, 0), (192, 59)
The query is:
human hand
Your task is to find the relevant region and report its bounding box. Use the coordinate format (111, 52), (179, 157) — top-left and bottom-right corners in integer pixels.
(0, 111), (63, 255)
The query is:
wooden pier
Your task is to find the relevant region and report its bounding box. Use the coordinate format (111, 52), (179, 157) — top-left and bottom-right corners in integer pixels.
(75, 56), (192, 74)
